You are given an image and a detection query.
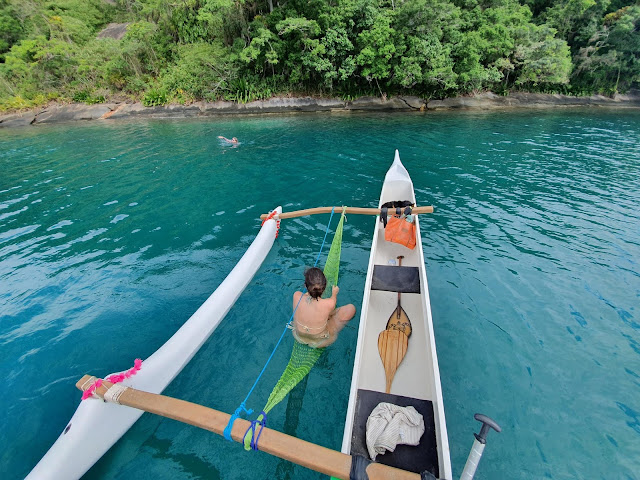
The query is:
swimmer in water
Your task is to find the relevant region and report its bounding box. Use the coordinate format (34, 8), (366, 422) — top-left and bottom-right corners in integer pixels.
(218, 136), (238, 144)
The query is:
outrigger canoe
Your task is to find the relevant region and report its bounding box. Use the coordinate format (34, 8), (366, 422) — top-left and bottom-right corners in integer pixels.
(30, 153), (500, 479)
(341, 151), (453, 479)
(26, 208), (282, 480)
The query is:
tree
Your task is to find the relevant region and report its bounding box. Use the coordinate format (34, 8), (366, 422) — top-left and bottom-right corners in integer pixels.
(542, 0), (597, 41)
(574, 5), (640, 92)
(0, 0), (23, 61)
(356, 9), (396, 89)
(392, 0), (460, 92)
(514, 23), (572, 86)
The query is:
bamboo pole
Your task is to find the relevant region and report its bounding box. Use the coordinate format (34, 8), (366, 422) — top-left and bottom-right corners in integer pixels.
(77, 376), (420, 480)
(259, 206), (434, 220)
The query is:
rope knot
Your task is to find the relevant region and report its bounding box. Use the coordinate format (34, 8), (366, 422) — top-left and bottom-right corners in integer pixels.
(243, 412), (268, 451)
(261, 210), (281, 238)
(81, 359), (143, 400)
(224, 402), (254, 441)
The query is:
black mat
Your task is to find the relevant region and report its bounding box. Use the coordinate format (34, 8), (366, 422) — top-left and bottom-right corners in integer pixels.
(371, 265), (421, 293)
(350, 389), (439, 476)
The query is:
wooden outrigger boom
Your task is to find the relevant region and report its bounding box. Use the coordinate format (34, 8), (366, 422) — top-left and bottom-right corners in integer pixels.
(77, 375), (420, 480)
(259, 205), (434, 220)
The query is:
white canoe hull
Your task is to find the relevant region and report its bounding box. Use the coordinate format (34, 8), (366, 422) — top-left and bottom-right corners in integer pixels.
(341, 152), (452, 479)
(27, 209), (281, 480)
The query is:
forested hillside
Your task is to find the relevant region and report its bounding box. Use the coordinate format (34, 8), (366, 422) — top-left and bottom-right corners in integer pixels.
(0, 0), (638, 111)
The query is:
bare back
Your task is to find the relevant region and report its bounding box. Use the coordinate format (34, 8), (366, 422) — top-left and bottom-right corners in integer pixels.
(293, 291), (336, 330)
(291, 286), (355, 348)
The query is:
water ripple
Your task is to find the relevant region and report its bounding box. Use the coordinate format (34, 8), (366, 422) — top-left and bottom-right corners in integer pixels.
(0, 111), (639, 480)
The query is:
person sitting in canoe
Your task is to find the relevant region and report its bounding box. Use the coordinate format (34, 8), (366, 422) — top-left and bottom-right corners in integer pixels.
(218, 136), (238, 144)
(292, 267), (356, 348)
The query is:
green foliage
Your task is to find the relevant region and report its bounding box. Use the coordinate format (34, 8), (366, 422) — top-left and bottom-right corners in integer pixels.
(0, 1), (23, 60)
(541, 0), (597, 40)
(45, 0), (114, 44)
(356, 9), (396, 82)
(141, 87), (167, 106)
(392, 0), (459, 92)
(514, 24), (572, 85)
(222, 75), (279, 103)
(573, 4), (640, 93)
(165, 0), (235, 43)
(239, 21), (282, 69)
(158, 42), (238, 102)
(1, 35), (78, 100)
(72, 90), (105, 104)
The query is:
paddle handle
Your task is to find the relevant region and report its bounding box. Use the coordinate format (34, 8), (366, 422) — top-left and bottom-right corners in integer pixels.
(76, 376), (420, 480)
(259, 206), (433, 220)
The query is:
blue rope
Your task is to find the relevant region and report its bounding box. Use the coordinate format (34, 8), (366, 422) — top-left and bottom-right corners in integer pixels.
(223, 402), (253, 441)
(223, 207), (337, 442)
(243, 411), (268, 451)
(313, 207), (337, 267)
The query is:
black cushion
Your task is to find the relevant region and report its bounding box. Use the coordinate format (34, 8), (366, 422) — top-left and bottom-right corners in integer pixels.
(349, 389), (440, 476)
(371, 265), (421, 293)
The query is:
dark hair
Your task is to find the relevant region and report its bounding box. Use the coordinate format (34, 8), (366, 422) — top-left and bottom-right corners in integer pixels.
(305, 267), (326, 299)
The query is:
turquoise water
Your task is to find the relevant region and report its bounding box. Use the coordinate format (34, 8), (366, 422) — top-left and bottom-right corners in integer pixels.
(1, 110), (639, 480)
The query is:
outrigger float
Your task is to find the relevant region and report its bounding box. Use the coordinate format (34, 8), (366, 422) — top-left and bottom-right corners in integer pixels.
(27, 151), (499, 480)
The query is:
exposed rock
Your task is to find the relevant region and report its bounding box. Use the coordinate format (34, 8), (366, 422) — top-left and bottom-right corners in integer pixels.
(427, 92), (503, 109)
(0, 112), (36, 128)
(97, 23), (130, 40)
(245, 96), (344, 112)
(104, 96), (423, 119)
(1, 92), (638, 128)
(346, 96), (425, 110)
(106, 103), (202, 119)
(399, 96), (427, 109)
(203, 97), (345, 114)
(33, 104), (116, 124)
(427, 91), (640, 110)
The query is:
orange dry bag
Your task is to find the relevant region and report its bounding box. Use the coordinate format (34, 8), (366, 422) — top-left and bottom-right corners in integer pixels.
(385, 216), (416, 249)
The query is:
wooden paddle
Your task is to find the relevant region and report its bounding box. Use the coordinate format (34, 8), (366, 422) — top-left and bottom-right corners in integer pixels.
(385, 256), (412, 337)
(378, 256), (412, 393)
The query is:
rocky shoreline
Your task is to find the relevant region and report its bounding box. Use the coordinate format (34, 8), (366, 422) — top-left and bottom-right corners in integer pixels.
(1, 91), (639, 129)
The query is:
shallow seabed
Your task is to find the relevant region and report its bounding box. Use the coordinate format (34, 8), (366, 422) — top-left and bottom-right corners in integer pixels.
(1, 110), (639, 480)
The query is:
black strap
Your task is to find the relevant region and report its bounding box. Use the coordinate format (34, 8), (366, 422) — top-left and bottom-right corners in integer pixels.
(349, 455), (371, 480)
(381, 200), (413, 209)
(420, 470), (437, 480)
(381, 202), (414, 228)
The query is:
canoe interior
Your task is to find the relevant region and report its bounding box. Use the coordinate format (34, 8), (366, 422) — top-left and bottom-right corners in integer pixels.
(350, 388), (439, 476)
(342, 152), (452, 480)
(356, 228), (438, 400)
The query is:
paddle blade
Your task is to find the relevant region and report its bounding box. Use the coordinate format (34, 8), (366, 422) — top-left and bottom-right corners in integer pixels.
(378, 329), (409, 393)
(385, 306), (412, 337)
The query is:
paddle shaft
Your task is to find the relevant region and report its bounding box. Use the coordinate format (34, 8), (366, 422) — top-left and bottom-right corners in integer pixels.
(396, 255), (404, 318)
(76, 376), (420, 480)
(260, 206), (433, 220)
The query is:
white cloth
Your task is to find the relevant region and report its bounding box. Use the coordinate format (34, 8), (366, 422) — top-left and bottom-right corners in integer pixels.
(365, 402), (425, 461)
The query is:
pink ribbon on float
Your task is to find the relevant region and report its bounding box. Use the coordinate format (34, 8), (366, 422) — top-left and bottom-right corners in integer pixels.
(81, 358), (143, 400)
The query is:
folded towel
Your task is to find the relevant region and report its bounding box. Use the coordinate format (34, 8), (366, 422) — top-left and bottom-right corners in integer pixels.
(365, 402), (425, 461)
